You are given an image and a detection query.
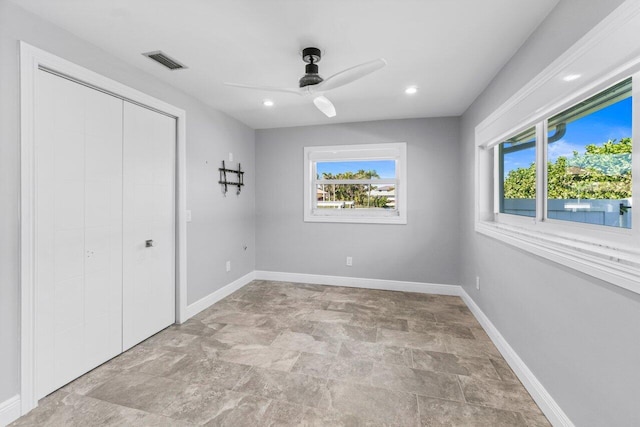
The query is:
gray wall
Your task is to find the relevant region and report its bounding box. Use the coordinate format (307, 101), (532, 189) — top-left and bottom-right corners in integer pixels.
(459, 0), (640, 425)
(0, 0), (255, 403)
(255, 118), (460, 286)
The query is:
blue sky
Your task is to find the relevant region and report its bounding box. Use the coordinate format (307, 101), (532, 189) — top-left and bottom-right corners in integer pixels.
(503, 97), (632, 174)
(317, 160), (396, 179)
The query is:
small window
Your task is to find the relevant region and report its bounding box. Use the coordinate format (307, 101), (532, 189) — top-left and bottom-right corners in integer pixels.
(498, 126), (537, 218)
(304, 143), (407, 224)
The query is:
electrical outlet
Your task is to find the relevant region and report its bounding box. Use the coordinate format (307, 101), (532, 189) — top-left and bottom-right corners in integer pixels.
(186, 210), (192, 222)
(228, 152), (234, 162)
(226, 261), (231, 272)
(346, 256), (353, 266)
(476, 276), (480, 290)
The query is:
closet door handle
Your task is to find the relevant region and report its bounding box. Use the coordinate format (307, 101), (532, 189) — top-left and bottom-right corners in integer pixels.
(145, 240), (154, 248)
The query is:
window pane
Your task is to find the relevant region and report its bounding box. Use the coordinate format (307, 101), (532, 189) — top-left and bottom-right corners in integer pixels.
(547, 78), (632, 229)
(316, 160), (395, 180)
(316, 184), (395, 209)
(499, 127), (536, 217)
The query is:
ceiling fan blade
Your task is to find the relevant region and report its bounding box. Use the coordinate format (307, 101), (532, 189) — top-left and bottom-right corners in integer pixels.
(313, 96), (336, 118)
(224, 82), (301, 95)
(315, 58), (387, 92)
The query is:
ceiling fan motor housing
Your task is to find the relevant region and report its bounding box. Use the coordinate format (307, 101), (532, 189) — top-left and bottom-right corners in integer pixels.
(299, 47), (324, 87)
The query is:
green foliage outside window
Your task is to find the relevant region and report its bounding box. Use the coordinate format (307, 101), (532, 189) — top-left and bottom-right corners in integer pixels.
(504, 138), (632, 199)
(318, 169), (392, 208)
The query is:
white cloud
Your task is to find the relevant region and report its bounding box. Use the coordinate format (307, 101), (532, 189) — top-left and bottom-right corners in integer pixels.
(547, 139), (584, 162)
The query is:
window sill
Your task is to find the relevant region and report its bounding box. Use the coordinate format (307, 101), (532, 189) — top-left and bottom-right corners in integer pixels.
(475, 220), (640, 295)
(305, 213), (407, 225)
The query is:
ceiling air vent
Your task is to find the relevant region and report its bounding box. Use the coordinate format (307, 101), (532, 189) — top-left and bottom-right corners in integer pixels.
(142, 51), (188, 70)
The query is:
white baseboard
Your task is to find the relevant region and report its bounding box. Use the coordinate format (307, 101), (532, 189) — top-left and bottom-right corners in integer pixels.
(184, 271), (256, 319)
(459, 288), (573, 427)
(0, 395), (21, 427)
(254, 270), (460, 296)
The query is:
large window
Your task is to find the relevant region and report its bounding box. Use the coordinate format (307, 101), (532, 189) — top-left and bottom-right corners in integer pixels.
(478, 73), (639, 294)
(546, 78), (632, 229)
(495, 78), (632, 229)
(303, 143), (407, 224)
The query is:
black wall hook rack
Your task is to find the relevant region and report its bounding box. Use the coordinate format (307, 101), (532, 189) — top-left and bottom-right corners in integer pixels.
(218, 160), (244, 195)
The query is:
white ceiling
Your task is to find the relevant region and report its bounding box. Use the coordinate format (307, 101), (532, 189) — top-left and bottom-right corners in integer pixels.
(13, 0), (559, 129)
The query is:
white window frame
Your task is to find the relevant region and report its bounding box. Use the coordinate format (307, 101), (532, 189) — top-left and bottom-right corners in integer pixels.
(303, 142), (407, 224)
(474, 1), (640, 295)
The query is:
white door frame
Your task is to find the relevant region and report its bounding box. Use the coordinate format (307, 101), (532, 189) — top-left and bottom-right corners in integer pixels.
(19, 41), (189, 415)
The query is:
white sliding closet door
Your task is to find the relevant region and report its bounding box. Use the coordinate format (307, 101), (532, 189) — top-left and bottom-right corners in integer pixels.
(122, 102), (176, 350)
(35, 70), (124, 398)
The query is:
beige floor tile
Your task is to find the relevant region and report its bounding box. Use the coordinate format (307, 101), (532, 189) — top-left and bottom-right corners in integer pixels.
(521, 411), (553, 427)
(290, 352), (336, 378)
(338, 340), (411, 367)
(165, 387), (270, 425)
(312, 322), (377, 343)
(411, 349), (501, 380)
(134, 348), (189, 377)
(407, 320), (475, 339)
(370, 363), (464, 401)
(338, 341), (386, 362)
(86, 372), (193, 414)
(163, 354), (251, 387)
(61, 361), (123, 396)
(202, 311), (276, 328)
(320, 379), (420, 426)
(139, 328), (199, 352)
(9, 391), (192, 427)
(433, 307), (478, 326)
(297, 308), (354, 323)
(303, 407), (386, 426)
(260, 400), (308, 426)
(233, 367), (328, 408)
(377, 328), (448, 352)
(217, 344), (300, 371)
(271, 330), (341, 355)
(382, 345), (414, 367)
(490, 357), (521, 383)
(417, 395), (528, 426)
(458, 376), (544, 414)
(212, 324), (281, 346)
(171, 318), (225, 336)
(327, 357), (374, 384)
(443, 335), (503, 358)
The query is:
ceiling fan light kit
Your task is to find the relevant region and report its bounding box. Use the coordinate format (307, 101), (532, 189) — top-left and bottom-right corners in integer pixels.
(225, 47), (386, 118)
(299, 47), (324, 87)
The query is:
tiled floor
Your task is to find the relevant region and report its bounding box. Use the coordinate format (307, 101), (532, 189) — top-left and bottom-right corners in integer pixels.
(11, 280), (551, 426)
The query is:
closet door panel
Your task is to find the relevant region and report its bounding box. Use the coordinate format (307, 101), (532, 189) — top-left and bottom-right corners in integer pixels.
(123, 102), (176, 350)
(35, 70), (124, 398)
(82, 82), (124, 377)
(83, 96), (124, 365)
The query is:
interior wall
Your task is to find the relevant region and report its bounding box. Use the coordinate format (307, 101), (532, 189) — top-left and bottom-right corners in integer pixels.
(459, 1), (640, 426)
(0, 0), (255, 403)
(255, 117), (460, 286)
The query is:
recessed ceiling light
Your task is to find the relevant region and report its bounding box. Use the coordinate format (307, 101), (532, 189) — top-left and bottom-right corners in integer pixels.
(563, 74), (581, 82)
(263, 99), (274, 107)
(405, 86), (418, 95)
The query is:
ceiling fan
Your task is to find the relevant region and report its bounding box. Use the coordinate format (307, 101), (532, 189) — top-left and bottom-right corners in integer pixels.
(224, 47), (387, 118)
